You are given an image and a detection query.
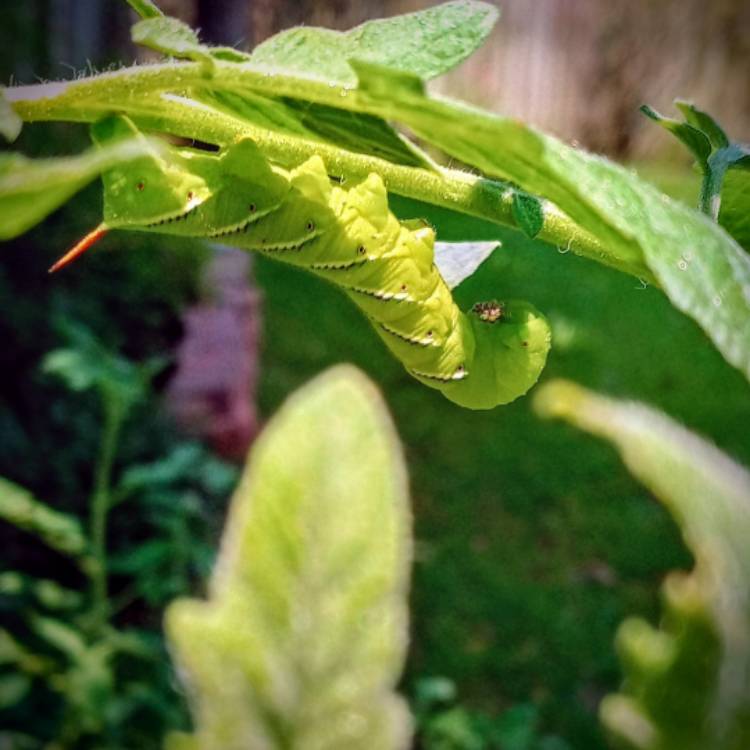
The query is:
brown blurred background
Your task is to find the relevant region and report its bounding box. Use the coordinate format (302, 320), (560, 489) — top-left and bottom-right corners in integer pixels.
(5, 0), (750, 161)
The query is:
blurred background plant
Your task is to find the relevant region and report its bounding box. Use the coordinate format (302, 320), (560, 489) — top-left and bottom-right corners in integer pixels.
(1, 1), (749, 749)
(0, 323), (237, 748)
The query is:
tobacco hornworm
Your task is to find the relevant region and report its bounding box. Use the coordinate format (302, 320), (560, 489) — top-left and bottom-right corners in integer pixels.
(56, 116), (550, 409)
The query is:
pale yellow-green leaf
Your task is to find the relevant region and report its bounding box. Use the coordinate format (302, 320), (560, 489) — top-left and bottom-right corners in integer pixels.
(166, 365), (412, 750)
(535, 380), (750, 750)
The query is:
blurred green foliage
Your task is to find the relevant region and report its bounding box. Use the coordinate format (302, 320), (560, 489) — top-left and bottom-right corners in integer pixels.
(167, 366), (412, 749)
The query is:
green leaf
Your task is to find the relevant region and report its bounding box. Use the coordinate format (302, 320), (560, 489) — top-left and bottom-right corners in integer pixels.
(719, 167), (750, 252)
(640, 105), (711, 171)
(130, 6), (253, 64)
(42, 322), (161, 416)
(535, 380), (750, 750)
(0, 571), (83, 610)
(280, 98), (434, 169)
(166, 365), (412, 749)
(675, 100), (730, 150)
(511, 190), (544, 239)
(0, 674), (31, 709)
(704, 143), (750, 220)
(124, 0), (164, 19)
(642, 101), (749, 225)
(0, 88), (22, 142)
(0, 477), (87, 559)
(433, 240), (500, 289)
(198, 89), (433, 168)
(350, 63), (750, 383)
(0, 138), (155, 240)
(250, 1), (499, 85)
(131, 17), (214, 66)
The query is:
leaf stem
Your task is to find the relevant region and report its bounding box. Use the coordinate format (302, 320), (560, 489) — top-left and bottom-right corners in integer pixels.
(7, 64), (628, 278)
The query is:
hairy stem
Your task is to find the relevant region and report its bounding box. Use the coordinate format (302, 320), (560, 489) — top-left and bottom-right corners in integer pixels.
(7, 63), (640, 280)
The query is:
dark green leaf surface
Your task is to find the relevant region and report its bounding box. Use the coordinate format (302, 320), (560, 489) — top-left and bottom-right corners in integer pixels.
(640, 105), (711, 171)
(511, 191), (544, 239)
(199, 89), (433, 168)
(676, 100), (730, 150)
(719, 167), (750, 253)
(250, 1), (498, 84)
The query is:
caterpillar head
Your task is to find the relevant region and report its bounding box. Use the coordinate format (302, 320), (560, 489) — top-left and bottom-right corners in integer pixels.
(422, 300), (551, 409)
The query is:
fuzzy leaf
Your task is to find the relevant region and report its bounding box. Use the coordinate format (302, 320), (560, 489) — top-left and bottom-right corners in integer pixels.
(535, 380), (750, 750)
(0, 478), (87, 559)
(250, 1), (498, 84)
(166, 365), (412, 750)
(131, 7), (252, 63)
(350, 63), (750, 383)
(131, 16), (213, 64)
(0, 138), (155, 240)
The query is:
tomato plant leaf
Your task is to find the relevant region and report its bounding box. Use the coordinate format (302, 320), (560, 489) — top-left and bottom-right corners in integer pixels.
(640, 104), (712, 171)
(250, 1), (498, 84)
(166, 366), (412, 749)
(675, 100), (730, 150)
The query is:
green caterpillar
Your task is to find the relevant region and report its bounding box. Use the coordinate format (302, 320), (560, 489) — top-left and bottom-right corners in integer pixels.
(57, 117), (550, 409)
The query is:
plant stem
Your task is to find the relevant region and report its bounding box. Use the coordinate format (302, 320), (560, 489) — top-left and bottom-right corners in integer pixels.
(7, 64), (648, 281)
(89, 399), (123, 632)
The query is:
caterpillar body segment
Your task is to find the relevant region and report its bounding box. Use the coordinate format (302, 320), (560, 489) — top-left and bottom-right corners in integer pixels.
(73, 116), (550, 409)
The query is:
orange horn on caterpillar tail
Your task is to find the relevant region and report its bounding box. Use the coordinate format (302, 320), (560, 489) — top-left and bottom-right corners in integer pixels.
(48, 224), (109, 273)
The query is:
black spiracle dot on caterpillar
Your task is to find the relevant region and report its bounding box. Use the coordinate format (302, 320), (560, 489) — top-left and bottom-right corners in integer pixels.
(187, 191), (194, 200)
(136, 181), (145, 191)
(306, 220), (315, 232)
(248, 203), (257, 213)
(357, 245), (366, 255)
